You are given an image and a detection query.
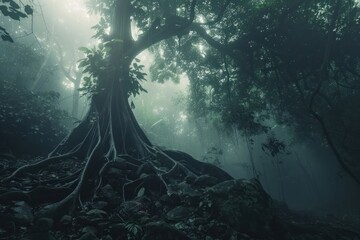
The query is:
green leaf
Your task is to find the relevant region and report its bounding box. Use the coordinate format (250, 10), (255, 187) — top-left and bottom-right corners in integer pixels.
(9, 1), (20, 9)
(24, 5), (33, 15)
(1, 34), (14, 42)
(0, 6), (9, 15)
(78, 60), (88, 68)
(8, 11), (20, 20)
(78, 47), (90, 53)
(137, 187), (145, 197)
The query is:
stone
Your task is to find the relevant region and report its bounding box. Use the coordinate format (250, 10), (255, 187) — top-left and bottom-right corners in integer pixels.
(29, 232), (56, 240)
(192, 175), (220, 188)
(142, 222), (191, 240)
(107, 167), (123, 176)
(33, 217), (54, 232)
(92, 201), (108, 210)
(207, 222), (232, 239)
(109, 223), (127, 239)
(184, 175), (196, 184)
(81, 225), (97, 235)
(59, 215), (72, 226)
(78, 232), (99, 240)
(12, 201), (33, 225)
(86, 209), (108, 219)
(102, 235), (113, 240)
(206, 179), (272, 234)
(101, 184), (116, 200)
(166, 206), (194, 222)
(136, 162), (156, 177)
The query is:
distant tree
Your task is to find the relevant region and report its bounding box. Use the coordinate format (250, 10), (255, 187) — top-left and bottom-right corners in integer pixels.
(55, 41), (83, 119)
(0, 42), (70, 156)
(0, 78), (70, 156)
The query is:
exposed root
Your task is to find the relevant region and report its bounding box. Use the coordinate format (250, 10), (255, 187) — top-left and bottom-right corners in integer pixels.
(0, 78), (232, 221)
(0, 186), (73, 206)
(2, 82), (358, 240)
(2, 152), (77, 182)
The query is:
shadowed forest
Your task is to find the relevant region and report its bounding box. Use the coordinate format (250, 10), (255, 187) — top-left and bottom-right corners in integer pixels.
(0, 0), (360, 239)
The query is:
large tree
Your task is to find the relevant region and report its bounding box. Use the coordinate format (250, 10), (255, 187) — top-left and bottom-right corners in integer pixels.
(2, 0), (232, 218)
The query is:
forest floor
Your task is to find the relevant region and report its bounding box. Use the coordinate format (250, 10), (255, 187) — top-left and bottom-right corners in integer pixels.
(0, 155), (359, 240)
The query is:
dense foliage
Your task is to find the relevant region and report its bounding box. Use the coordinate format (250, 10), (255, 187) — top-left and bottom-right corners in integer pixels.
(78, 44), (148, 98)
(0, 78), (70, 156)
(148, 0), (360, 182)
(0, 42), (70, 156)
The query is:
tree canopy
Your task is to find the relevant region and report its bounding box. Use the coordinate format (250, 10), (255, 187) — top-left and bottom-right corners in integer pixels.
(78, 0), (360, 184)
(144, 0), (360, 184)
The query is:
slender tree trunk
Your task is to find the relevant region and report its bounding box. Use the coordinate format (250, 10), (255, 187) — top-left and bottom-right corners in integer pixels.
(275, 158), (285, 202)
(31, 47), (53, 91)
(72, 73), (81, 119)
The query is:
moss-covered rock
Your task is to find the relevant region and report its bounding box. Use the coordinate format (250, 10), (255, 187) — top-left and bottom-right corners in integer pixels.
(206, 179), (272, 235)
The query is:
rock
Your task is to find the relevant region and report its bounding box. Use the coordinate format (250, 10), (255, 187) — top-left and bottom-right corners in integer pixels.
(100, 184), (122, 205)
(206, 179), (272, 234)
(0, 220), (15, 233)
(166, 206), (194, 222)
(124, 175), (167, 200)
(81, 225), (97, 235)
(184, 175), (196, 184)
(33, 217), (54, 231)
(155, 201), (162, 208)
(79, 232), (99, 240)
(193, 175), (220, 188)
(12, 201), (33, 225)
(160, 193), (182, 206)
(136, 163), (156, 177)
(100, 184), (116, 200)
(92, 201), (108, 210)
(107, 167), (123, 176)
(119, 200), (143, 217)
(29, 232), (56, 240)
(190, 217), (208, 225)
(176, 182), (202, 201)
(109, 223), (127, 239)
(142, 222), (191, 240)
(182, 191), (202, 207)
(59, 215), (72, 226)
(86, 209), (108, 219)
(159, 194), (171, 204)
(102, 235), (113, 240)
(207, 222), (232, 239)
(0, 207), (15, 233)
(168, 193), (181, 205)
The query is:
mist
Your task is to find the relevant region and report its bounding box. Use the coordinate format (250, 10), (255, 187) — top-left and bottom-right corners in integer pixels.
(1, 0), (360, 239)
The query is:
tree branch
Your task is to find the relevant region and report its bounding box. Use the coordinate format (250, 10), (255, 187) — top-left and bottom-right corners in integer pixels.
(199, 0), (232, 25)
(189, 23), (235, 56)
(54, 40), (75, 83)
(129, 1), (197, 58)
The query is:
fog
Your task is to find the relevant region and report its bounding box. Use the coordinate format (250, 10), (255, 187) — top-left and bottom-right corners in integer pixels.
(2, 0), (359, 217)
